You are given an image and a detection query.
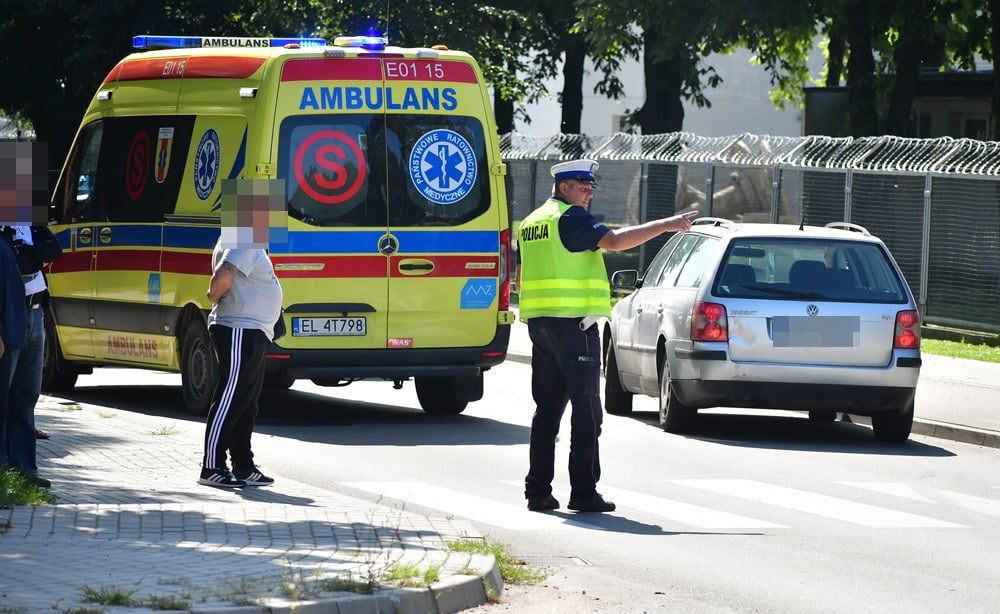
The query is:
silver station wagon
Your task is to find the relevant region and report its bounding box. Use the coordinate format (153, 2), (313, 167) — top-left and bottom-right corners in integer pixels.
(604, 218), (921, 442)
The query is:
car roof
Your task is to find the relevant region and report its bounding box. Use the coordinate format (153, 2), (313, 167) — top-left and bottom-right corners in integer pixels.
(690, 220), (884, 244)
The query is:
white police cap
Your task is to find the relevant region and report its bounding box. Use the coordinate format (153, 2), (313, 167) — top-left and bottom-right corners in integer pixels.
(550, 159), (599, 185)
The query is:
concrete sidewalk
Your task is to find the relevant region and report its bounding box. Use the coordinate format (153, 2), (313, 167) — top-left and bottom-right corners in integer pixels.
(503, 316), (1000, 449)
(0, 397), (502, 613)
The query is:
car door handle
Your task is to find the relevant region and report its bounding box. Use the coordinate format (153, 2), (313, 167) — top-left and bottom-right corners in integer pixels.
(398, 258), (435, 276)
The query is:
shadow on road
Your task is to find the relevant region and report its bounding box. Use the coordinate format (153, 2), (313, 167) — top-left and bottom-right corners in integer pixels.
(627, 410), (955, 457)
(53, 383), (531, 447)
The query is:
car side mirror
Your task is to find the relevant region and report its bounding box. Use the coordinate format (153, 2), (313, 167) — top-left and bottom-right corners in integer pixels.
(610, 269), (639, 291)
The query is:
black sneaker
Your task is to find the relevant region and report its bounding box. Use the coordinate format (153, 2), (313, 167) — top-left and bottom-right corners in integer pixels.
(233, 466), (274, 486)
(527, 495), (560, 511)
(25, 474), (51, 488)
(567, 493), (616, 513)
(198, 468), (246, 489)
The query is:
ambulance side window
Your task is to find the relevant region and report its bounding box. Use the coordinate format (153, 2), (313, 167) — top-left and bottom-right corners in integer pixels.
(55, 120), (105, 223)
(388, 116), (489, 227)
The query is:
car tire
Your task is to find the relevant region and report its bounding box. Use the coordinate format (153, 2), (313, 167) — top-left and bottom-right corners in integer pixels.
(658, 356), (696, 433)
(808, 410), (838, 422)
(180, 319), (217, 416)
(603, 342), (633, 415)
(263, 371), (295, 390)
(871, 401), (914, 442)
(41, 308), (78, 393)
(416, 376), (469, 415)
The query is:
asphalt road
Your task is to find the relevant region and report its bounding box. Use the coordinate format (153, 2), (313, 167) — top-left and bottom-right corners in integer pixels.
(62, 361), (1000, 613)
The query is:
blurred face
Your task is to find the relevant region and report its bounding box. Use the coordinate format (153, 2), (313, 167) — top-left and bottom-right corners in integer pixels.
(557, 180), (596, 209)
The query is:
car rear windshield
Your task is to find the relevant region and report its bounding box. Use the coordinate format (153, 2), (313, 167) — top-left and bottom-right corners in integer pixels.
(713, 238), (909, 303)
(277, 114), (490, 227)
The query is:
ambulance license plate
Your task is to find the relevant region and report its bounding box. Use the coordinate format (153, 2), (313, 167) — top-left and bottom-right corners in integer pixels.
(292, 317), (367, 337)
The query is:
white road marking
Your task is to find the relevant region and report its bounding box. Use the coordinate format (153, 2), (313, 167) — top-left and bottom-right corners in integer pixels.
(571, 485), (786, 529)
(837, 482), (934, 502)
(340, 482), (596, 531)
(934, 490), (1000, 518)
(671, 479), (966, 528)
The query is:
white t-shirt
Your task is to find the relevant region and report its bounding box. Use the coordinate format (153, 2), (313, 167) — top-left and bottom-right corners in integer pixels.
(207, 239), (283, 341)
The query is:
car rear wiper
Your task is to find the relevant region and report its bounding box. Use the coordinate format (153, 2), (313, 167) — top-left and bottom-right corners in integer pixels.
(742, 283), (820, 299)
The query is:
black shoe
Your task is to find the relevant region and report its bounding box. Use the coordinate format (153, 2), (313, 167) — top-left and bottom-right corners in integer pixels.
(26, 474), (51, 488)
(527, 495), (560, 511)
(35, 429), (50, 440)
(198, 468), (246, 489)
(568, 493), (616, 513)
(233, 466), (274, 486)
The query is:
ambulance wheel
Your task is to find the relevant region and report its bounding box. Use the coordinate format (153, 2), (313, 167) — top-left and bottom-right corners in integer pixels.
(181, 319), (217, 416)
(415, 376), (469, 415)
(264, 371), (295, 390)
(603, 340), (633, 415)
(41, 308), (78, 393)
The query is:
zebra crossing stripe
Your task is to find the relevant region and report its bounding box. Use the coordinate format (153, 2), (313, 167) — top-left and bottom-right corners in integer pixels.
(560, 485), (786, 529)
(837, 482), (934, 502)
(841, 482), (1000, 517)
(671, 479), (966, 528)
(340, 482), (596, 531)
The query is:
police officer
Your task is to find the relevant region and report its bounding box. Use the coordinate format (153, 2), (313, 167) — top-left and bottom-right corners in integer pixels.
(517, 159), (697, 513)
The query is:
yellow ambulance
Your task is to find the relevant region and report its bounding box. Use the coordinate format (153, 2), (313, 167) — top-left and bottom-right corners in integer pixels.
(44, 34), (514, 415)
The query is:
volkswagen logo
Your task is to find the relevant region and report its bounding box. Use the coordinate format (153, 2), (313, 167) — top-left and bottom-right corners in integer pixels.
(378, 234), (399, 255)
(806, 304), (819, 316)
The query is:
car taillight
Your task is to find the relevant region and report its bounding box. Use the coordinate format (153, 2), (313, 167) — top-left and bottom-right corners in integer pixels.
(894, 310), (920, 349)
(692, 301), (728, 342)
(498, 228), (511, 312)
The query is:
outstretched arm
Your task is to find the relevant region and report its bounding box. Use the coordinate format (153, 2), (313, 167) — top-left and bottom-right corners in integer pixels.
(597, 211), (699, 252)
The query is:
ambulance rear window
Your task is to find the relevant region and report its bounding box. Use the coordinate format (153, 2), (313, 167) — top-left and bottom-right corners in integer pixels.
(278, 114), (490, 227)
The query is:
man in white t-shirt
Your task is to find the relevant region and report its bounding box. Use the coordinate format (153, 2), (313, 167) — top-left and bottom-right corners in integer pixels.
(198, 180), (284, 489)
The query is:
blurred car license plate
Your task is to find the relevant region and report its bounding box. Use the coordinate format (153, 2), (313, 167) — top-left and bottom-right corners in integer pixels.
(292, 317), (366, 337)
(772, 316), (859, 347)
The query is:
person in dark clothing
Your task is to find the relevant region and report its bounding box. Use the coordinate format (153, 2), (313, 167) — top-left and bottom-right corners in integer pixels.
(1, 224), (62, 488)
(0, 229), (28, 480)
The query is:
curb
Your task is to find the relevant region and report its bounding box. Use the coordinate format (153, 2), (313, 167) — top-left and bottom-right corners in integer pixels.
(184, 554), (501, 614)
(504, 351), (1000, 449)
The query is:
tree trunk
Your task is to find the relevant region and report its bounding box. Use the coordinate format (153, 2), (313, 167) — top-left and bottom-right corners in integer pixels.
(845, 0), (880, 136)
(826, 26), (846, 87)
(636, 25), (685, 134)
(493, 90), (514, 135)
(883, 1), (930, 136)
(992, 0), (1000, 140)
(560, 33), (587, 134)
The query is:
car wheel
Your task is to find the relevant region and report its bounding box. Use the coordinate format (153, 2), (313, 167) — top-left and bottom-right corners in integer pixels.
(658, 355), (696, 433)
(41, 308), (78, 393)
(603, 341), (633, 415)
(871, 401), (914, 442)
(808, 410), (838, 422)
(263, 371), (295, 390)
(416, 376), (469, 415)
(180, 319), (217, 416)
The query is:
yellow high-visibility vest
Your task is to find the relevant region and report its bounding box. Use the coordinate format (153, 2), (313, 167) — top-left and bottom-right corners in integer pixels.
(518, 199), (611, 319)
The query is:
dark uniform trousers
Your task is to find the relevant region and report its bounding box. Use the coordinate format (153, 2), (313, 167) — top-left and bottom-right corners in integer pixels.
(202, 325), (268, 471)
(525, 316), (603, 500)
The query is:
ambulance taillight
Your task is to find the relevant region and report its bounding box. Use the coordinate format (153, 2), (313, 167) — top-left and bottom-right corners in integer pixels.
(499, 228), (511, 312)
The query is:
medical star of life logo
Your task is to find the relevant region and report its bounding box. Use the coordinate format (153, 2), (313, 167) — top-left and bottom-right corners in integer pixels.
(194, 129), (220, 200)
(409, 129), (477, 205)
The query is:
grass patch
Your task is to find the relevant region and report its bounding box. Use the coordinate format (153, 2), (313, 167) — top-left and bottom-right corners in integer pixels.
(80, 585), (137, 606)
(383, 562), (441, 588)
(147, 425), (180, 436)
(62, 403), (83, 411)
(62, 608), (106, 614)
(0, 468), (56, 508)
(139, 595), (190, 610)
(319, 574), (376, 594)
(448, 538), (548, 585)
(921, 338), (1000, 363)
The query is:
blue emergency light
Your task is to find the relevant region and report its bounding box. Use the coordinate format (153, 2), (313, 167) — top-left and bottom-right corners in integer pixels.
(333, 35), (388, 51)
(132, 35), (327, 50)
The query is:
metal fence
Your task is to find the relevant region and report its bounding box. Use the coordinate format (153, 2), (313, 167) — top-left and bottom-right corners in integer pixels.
(501, 132), (1000, 332)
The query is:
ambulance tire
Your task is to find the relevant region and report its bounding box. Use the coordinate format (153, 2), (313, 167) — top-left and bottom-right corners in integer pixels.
(41, 308), (78, 393)
(180, 319), (217, 416)
(415, 376), (471, 415)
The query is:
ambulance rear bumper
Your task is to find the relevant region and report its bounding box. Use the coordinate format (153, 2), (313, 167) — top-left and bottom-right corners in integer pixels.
(265, 324), (510, 381)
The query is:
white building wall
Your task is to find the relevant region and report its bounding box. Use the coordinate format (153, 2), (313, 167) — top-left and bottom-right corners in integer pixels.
(513, 47), (825, 138)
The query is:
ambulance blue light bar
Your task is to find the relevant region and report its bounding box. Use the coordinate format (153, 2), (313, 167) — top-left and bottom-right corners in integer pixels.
(333, 36), (388, 51)
(132, 35), (327, 50)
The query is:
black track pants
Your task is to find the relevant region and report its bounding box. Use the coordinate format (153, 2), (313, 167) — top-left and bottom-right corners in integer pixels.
(202, 325), (267, 471)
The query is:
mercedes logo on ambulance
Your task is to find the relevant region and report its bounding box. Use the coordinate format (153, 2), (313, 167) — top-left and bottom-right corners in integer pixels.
(378, 234), (399, 255)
